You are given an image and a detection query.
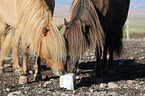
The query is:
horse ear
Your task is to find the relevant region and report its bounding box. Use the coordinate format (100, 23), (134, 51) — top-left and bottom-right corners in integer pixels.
(64, 18), (69, 26)
(57, 24), (64, 30)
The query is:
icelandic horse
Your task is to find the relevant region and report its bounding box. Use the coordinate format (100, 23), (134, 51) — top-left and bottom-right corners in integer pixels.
(64, 0), (130, 82)
(0, 0), (66, 84)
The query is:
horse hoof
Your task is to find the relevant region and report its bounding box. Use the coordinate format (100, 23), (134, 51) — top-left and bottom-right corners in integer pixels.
(34, 73), (42, 82)
(18, 76), (28, 84)
(0, 67), (4, 74)
(14, 69), (22, 76)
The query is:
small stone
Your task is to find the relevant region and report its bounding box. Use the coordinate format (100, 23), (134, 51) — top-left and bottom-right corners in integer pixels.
(79, 60), (84, 63)
(7, 92), (13, 96)
(43, 81), (52, 87)
(134, 51), (138, 54)
(29, 70), (33, 74)
(38, 84), (42, 87)
(123, 85), (128, 89)
(4, 64), (11, 68)
(76, 76), (80, 80)
(128, 57), (134, 60)
(25, 87), (30, 90)
(100, 83), (107, 89)
(140, 49), (144, 52)
(61, 92), (67, 96)
(8, 91), (22, 96)
(127, 80), (133, 84)
(50, 79), (55, 81)
(90, 89), (93, 92)
(24, 91), (27, 94)
(90, 53), (94, 56)
(107, 82), (118, 89)
(91, 56), (95, 60)
(3, 89), (5, 92)
(6, 88), (10, 92)
(135, 86), (139, 89)
(139, 81), (144, 85)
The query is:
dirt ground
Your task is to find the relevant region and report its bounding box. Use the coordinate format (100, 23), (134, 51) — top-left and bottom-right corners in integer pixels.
(1, 34), (145, 95)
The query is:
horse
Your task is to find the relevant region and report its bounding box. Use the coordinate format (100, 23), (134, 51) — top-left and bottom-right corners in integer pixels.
(0, 0), (66, 84)
(64, 0), (130, 82)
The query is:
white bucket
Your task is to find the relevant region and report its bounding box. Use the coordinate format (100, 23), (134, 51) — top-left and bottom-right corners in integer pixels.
(59, 73), (76, 90)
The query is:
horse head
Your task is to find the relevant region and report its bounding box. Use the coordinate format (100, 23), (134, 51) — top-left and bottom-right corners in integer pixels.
(63, 18), (90, 73)
(39, 22), (66, 76)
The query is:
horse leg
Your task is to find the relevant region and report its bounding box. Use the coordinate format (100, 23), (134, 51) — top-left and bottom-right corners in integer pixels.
(107, 28), (123, 74)
(65, 56), (72, 73)
(74, 59), (79, 74)
(11, 36), (22, 76)
(102, 46), (107, 72)
(0, 34), (6, 73)
(94, 48), (103, 82)
(18, 41), (28, 84)
(34, 56), (42, 81)
(108, 48), (115, 73)
(0, 17), (7, 73)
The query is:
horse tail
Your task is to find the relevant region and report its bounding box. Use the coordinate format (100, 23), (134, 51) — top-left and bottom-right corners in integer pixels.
(0, 30), (13, 61)
(43, 20), (66, 71)
(106, 28), (123, 56)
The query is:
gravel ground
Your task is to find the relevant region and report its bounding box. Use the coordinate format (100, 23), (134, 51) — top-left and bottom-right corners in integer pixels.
(1, 38), (145, 96)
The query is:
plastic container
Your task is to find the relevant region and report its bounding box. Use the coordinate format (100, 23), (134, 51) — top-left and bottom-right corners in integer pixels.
(59, 73), (76, 90)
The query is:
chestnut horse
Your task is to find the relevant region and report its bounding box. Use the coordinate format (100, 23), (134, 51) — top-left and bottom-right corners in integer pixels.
(64, 0), (130, 82)
(0, 0), (66, 84)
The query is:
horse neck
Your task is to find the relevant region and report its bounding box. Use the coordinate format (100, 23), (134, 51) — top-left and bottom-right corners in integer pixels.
(92, 0), (109, 16)
(68, 0), (105, 61)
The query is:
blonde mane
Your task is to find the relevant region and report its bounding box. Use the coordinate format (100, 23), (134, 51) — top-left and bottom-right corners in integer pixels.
(0, 0), (66, 69)
(15, 0), (52, 54)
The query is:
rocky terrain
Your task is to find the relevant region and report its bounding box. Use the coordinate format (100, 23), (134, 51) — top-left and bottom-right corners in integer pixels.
(1, 37), (145, 95)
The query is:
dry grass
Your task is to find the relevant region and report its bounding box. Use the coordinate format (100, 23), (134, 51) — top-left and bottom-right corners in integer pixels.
(124, 8), (145, 38)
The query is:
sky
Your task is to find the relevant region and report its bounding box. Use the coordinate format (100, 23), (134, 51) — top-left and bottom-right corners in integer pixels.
(131, 0), (145, 8)
(55, 0), (72, 5)
(55, 0), (145, 9)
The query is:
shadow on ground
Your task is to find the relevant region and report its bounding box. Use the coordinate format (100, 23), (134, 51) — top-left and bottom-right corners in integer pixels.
(76, 59), (145, 88)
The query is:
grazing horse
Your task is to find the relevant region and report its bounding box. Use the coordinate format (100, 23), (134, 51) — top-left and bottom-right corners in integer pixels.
(64, 0), (130, 82)
(0, 0), (66, 84)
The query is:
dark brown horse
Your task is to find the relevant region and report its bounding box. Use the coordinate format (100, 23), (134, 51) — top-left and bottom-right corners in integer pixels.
(64, 0), (130, 82)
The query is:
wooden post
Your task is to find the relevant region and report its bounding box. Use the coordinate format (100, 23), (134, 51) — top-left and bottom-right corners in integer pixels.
(126, 19), (130, 39)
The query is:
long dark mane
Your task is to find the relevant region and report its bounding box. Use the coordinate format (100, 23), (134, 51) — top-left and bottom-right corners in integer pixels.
(66, 0), (104, 63)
